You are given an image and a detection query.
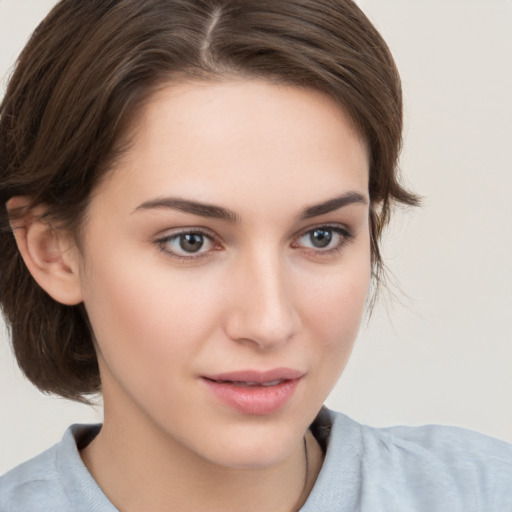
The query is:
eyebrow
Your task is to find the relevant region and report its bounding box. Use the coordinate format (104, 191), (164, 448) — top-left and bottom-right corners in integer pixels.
(300, 192), (367, 220)
(134, 197), (240, 222)
(134, 191), (367, 222)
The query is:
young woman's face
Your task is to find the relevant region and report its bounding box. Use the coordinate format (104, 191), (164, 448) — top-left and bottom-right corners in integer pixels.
(76, 79), (371, 468)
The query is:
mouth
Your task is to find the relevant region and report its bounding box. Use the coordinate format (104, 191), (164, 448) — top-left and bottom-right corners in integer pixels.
(200, 368), (304, 415)
(205, 378), (287, 387)
(203, 368), (304, 384)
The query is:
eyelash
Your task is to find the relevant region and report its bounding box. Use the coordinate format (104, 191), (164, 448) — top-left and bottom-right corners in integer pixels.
(155, 224), (354, 261)
(292, 225), (354, 257)
(155, 227), (218, 262)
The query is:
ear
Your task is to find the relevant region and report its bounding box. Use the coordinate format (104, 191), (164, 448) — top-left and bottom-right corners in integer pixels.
(6, 196), (83, 305)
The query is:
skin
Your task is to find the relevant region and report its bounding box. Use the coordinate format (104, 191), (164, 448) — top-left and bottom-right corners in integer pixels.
(16, 79), (372, 511)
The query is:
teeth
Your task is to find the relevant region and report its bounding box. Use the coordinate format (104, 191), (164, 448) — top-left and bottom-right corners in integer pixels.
(218, 379), (283, 387)
(261, 379), (282, 387)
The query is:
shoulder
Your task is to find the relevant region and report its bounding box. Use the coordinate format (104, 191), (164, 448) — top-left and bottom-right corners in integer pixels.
(0, 424), (108, 512)
(358, 416), (512, 484)
(304, 409), (512, 512)
(0, 440), (67, 511)
(370, 418), (512, 467)
(362, 420), (512, 511)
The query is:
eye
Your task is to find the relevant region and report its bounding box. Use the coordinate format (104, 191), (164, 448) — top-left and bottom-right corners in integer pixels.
(294, 225), (353, 252)
(156, 229), (217, 259)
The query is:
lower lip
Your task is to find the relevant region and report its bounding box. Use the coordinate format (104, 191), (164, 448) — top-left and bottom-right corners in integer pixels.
(201, 378), (301, 415)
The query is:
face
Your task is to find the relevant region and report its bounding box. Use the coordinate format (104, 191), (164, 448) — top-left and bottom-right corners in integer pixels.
(76, 79), (371, 469)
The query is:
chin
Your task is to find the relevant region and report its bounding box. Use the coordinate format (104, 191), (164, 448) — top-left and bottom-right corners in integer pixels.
(196, 421), (304, 470)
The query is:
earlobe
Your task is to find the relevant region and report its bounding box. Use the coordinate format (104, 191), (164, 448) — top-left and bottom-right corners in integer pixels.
(6, 196), (83, 306)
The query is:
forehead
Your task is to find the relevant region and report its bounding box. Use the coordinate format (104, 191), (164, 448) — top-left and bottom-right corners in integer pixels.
(95, 79), (370, 215)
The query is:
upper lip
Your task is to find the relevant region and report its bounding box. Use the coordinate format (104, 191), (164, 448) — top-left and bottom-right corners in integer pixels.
(202, 368), (304, 384)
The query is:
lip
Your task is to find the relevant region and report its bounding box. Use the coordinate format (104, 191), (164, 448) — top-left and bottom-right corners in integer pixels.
(201, 368), (304, 415)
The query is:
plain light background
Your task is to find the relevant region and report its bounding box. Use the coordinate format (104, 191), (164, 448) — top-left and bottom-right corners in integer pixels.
(1, 0), (511, 475)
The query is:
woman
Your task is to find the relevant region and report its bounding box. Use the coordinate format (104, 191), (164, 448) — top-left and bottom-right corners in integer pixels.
(0, 1), (510, 510)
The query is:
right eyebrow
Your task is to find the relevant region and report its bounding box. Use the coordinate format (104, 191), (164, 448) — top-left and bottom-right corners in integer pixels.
(133, 197), (240, 223)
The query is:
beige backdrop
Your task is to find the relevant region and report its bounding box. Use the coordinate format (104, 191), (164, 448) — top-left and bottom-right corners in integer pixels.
(1, 0), (511, 474)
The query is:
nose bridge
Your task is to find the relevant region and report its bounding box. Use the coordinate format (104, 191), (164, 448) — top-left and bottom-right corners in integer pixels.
(225, 244), (298, 349)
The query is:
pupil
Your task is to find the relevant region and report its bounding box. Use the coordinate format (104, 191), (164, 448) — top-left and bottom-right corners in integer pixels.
(311, 228), (332, 248)
(179, 233), (204, 253)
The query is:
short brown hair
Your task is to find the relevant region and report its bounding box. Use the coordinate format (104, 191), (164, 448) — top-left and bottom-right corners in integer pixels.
(0, 0), (419, 402)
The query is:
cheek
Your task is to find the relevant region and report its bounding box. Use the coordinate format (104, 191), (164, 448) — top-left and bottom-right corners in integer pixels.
(302, 274), (369, 402)
(303, 260), (370, 342)
(79, 253), (225, 379)
(306, 282), (367, 366)
(298, 248), (371, 383)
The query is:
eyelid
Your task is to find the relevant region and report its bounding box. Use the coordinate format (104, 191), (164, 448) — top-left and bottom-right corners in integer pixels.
(155, 226), (218, 240)
(154, 227), (221, 260)
(291, 223), (355, 253)
(153, 223), (355, 262)
(293, 222), (353, 241)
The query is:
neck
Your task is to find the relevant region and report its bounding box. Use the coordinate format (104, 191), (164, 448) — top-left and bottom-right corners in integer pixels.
(80, 402), (324, 512)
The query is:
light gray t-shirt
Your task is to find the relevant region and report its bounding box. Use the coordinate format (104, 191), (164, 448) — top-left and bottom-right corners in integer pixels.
(1, 408), (511, 511)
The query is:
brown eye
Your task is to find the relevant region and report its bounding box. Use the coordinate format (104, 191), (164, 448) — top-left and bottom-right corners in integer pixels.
(179, 233), (205, 253)
(158, 230), (215, 258)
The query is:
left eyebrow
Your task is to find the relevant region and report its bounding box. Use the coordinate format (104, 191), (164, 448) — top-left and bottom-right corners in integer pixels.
(300, 192), (368, 220)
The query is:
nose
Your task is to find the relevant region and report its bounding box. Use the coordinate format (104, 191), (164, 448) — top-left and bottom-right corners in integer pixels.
(224, 250), (299, 350)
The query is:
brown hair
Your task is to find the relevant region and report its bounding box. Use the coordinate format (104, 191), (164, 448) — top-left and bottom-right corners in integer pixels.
(0, 0), (419, 402)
